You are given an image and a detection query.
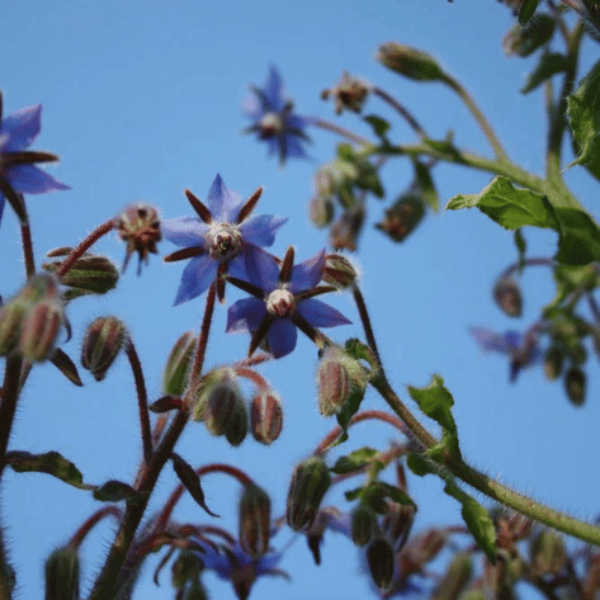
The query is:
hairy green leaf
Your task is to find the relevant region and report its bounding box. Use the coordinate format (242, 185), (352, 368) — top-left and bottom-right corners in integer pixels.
(521, 53), (569, 94)
(6, 451), (89, 490)
(330, 447), (380, 474)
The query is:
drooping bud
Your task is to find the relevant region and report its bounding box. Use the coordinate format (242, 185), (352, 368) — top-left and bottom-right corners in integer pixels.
(43, 249), (119, 300)
(503, 15), (555, 57)
(224, 399), (249, 447)
(309, 195), (334, 229)
(316, 346), (368, 417)
(115, 202), (161, 274)
(202, 369), (245, 436)
(381, 503), (414, 552)
(81, 316), (127, 381)
(404, 528), (446, 567)
(543, 346), (564, 381)
(432, 553), (473, 600)
(376, 195), (426, 243)
(350, 503), (378, 547)
(250, 390), (283, 444)
(321, 72), (370, 115)
(366, 538), (394, 591)
(322, 254), (359, 290)
(376, 42), (450, 84)
(171, 550), (204, 590)
(329, 208), (365, 252)
(18, 299), (64, 362)
(239, 483), (271, 558)
(564, 367), (586, 407)
(162, 331), (196, 396)
(493, 276), (522, 318)
(529, 530), (566, 575)
(286, 456), (332, 531)
(44, 546), (80, 600)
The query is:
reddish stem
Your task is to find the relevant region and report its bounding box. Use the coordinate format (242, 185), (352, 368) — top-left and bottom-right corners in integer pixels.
(69, 506), (122, 549)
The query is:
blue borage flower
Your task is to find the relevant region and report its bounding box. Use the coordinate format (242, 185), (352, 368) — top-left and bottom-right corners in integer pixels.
(242, 66), (314, 165)
(470, 326), (541, 382)
(0, 96), (69, 224)
(193, 539), (288, 600)
(162, 174), (287, 304)
(226, 246), (351, 358)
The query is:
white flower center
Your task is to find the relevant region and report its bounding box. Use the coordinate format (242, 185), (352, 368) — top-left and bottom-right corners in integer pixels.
(206, 222), (242, 261)
(266, 289), (295, 318)
(259, 112), (284, 138)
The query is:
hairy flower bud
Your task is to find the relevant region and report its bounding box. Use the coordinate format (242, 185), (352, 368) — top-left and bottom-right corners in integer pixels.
(81, 316), (127, 381)
(286, 456), (332, 531)
(366, 538), (394, 591)
(202, 369), (245, 436)
(115, 202), (161, 273)
(564, 367), (586, 407)
(0, 299), (27, 356)
(503, 15), (555, 57)
(321, 72), (370, 115)
(309, 195), (334, 229)
(432, 553), (473, 600)
(162, 331), (196, 396)
(376, 195), (426, 243)
(322, 254), (359, 290)
(239, 483), (271, 558)
(529, 530), (566, 575)
(18, 300), (64, 362)
(329, 209), (365, 251)
(381, 503), (414, 552)
(351, 504), (378, 547)
(316, 346), (368, 416)
(493, 276), (522, 318)
(250, 390), (283, 444)
(44, 546), (80, 600)
(224, 399), (248, 447)
(377, 42), (449, 83)
(543, 346), (564, 381)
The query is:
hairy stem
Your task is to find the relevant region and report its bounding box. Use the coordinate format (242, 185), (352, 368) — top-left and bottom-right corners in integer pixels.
(313, 117), (373, 146)
(372, 86), (427, 139)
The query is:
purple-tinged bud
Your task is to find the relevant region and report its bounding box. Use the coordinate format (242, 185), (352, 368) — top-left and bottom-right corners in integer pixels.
(322, 253), (359, 290)
(239, 483), (271, 558)
(44, 546), (80, 600)
(316, 347), (368, 417)
(19, 272), (60, 305)
(432, 553), (473, 600)
(309, 195), (334, 229)
(321, 72), (370, 115)
(115, 203), (161, 273)
(329, 209), (365, 252)
(81, 317), (127, 381)
(366, 538), (394, 591)
(43, 249), (119, 300)
(376, 43), (450, 83)
(18, 300), (64, 362)
(162, 331), (196, 396)
(403, 528), (446, 568)
(564, 367), (586, 407)
(250, 390), (283, 444)
(381, 503), (414, 552)
(202, 369), (245, 436)
(543, 346), (564, 381)
(286, 456), (332, 531)
(493, 276), (522, 318)
(529, 530), (566, 575)
(351, 504), (378, 547)
(376, 195), (426, 243)
(225, 399), (248, 447)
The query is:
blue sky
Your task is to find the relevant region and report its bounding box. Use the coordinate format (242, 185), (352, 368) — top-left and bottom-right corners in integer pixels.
(1, 1), (600, 599)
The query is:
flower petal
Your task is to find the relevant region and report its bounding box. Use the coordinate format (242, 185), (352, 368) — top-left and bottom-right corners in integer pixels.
(226, 297), (266, 333)
(282, 134), (309, 159)
(0, 104), (42, 152)
(173, 255), (218, 306)
(242, 93), (263, 120)
(470, 327), (515, 354)
(207, 174), (243, 222)
(297, 298), (351, 328)
(290, 249), (326, 293)
(4, 164), (70, 194)
(264, 67), (285, 112)
(266, 318), (297, 358)
(0, 193), (4, 226)
(162, 216), (209, 247)
(239, 215), (287, 247)
(244, 245), (280, 292)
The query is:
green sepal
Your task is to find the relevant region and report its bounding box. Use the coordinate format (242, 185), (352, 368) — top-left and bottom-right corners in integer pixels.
(333, 383), (366, 447)
(514, 229), (527, 274)
(344, 338), (378, 372)
(330, 447), (380, 474)
(412, 159), (439, 212)
(408, 375), (461, 463)
(93, 480), (144, 503)
(521, 53), (569, 94)
(50, 349), (83, 387)
(171, 453), (219, 518)
(519, 0), (541, 25)
(363, 115), (391, 140)
(5, 450), (91, 490)
(345, 480), (416, 514)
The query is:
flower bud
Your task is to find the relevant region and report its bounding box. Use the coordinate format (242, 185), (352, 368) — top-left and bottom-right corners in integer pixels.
(0, 299), (27, 356)
(366, 538), (394, 591)
(316, 346), (367, 417)
(115, 203), (161, 273)
(503, 15), (555, 57)
(286, 456), (332, 531)
(376, 42), (449, 83)
(224, 399), (248, 447)
(239, 483), (271, 558)
(329, 208), (365, 251)
(432, 553), (472, 600)
(376, 195), (426, 243)
(529, 530), (566, 575)
(44, 546), (80, 600)
(18, 299), (64, 362)
(162, 331), (196, 396)
(322, 254), (359, 290)
(81, 316), (127, 381)
(351, 504), (378, 547)
(309, 195), (334, 229)
(543, 346), (564, 381)
(203, 369), (245, 436)
(381, 503), (414, 552)
(404, 528), (446, 567)
(493, 276), (522, 318)
(321, 72), (370, 115)
(171, 550), (203, 589)
(564, 367), (586, 407)
(250, 390), (283, 444)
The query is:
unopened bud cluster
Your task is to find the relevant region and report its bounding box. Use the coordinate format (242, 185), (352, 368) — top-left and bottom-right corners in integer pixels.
(0, 273), (65, 362)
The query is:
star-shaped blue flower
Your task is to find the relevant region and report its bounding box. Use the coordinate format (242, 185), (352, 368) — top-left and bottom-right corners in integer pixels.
(243, 66), (314, 165)
(226, 246), (351, 358)
(0, 97), (69, 224)
(162, 174), (287, 305)
(470, 326), (541, 381)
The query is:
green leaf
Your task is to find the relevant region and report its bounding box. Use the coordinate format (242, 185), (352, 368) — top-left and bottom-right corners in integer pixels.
(504, 15), (555, 58)
(6, 451), (90, 490)
(554, 207), (600, 265)
(567, 60), (600, 182)
(344, 486), (364, 502)
(519, 0), (540, 25)
(408, 375), (461, 462)
(363, 115), (390, 138)
(406, 453), (437, 477)
(412, 159), (439, 212)
(521, 53), (569, 94)
(50, 349), (83, 387)
(93, 480), (143, 503)
(171, 453), (219, 518)
(378, 482), (417, 510)
(344, 338), (378, 371)
(334, 384), (366, 447)
(330, 447), (380, 474)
